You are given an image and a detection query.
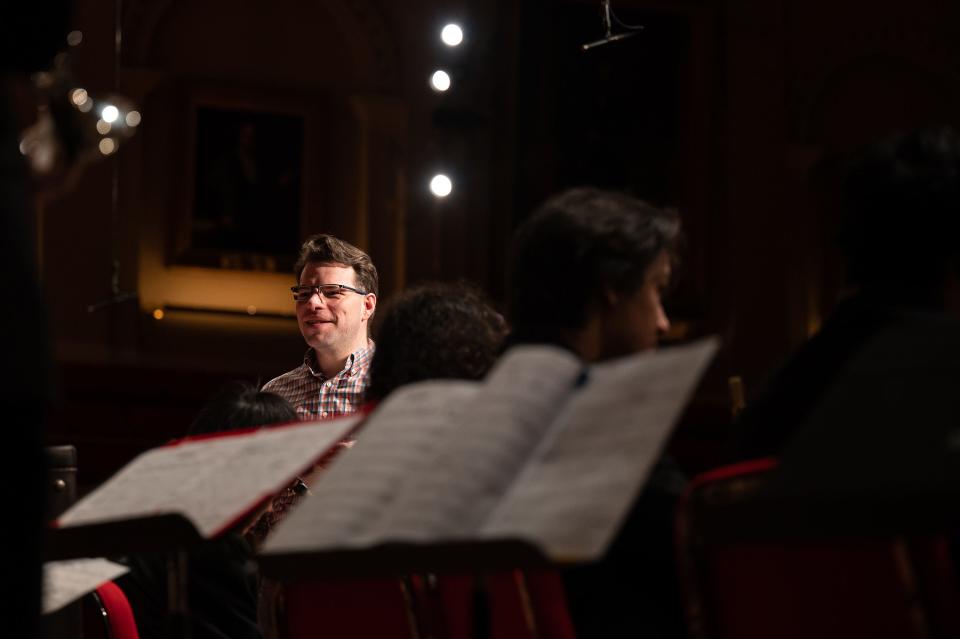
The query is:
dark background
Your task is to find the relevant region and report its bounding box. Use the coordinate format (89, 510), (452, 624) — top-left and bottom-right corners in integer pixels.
(32, 0), (960, 486)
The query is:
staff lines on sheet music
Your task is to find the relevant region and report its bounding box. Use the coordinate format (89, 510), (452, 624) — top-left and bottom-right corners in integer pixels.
(59, 418), (358, 538)
(262, 341), (718, 563)
(480, 339), (718, 560)
(377, 489), (478, 540)
(362, 348), (583, 541)
(264, 349), (584, 551)
(268, 382), (483, 547)
(330, 407), (480, 540)
(43, 559), (130, 614)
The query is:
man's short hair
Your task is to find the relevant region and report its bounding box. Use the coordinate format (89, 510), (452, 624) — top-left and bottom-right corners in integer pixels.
(508, 187), (680, 340)
(841, 126), (960, 300)
(294, 234), (379, 297)
(366, 283), (507, 402)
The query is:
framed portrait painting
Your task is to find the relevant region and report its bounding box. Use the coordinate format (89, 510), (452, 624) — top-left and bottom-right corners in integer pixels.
(175, 94), (308, 272)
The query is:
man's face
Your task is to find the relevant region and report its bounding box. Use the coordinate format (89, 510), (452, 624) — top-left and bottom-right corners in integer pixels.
(296, 262), (376, 356)
(601, 250), (672, 358)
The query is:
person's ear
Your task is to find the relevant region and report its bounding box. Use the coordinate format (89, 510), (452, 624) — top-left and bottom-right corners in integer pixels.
(362, 294), (377, 321)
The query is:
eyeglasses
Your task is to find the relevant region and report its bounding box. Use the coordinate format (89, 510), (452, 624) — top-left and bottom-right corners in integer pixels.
(291, 283), (368, 302)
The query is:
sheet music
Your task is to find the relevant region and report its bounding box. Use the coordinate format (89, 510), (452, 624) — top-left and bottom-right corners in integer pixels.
(263, 346), (583, 554)
(264, 380), (481, 552)
(43, 558), (129, 614)
(58, 418), (358, 538)
(364, 346), (583, 542)
(481, 338), (718, 561)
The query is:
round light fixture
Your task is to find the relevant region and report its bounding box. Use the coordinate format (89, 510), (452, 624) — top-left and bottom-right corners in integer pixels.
(430, 70), (451, 92)
(430, 174), (453, 198)
(101, 104), (120, 123)
(441, 24), (463, 47)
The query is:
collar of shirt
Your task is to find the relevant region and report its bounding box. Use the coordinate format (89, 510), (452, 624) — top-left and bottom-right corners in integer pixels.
(302, 340), (375, 381)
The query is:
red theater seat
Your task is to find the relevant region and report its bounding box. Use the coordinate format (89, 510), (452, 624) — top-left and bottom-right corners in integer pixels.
(676, 459), (959, 639)
(83, 581), (141, 639)
(281, 570), (575, 639)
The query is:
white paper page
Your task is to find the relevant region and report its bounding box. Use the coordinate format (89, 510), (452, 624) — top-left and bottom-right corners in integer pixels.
(43, 558), (129, 614)
(263, 380), (481, 553)
(357, 345), (583, 543)
(58, 417), (358, 537)
(481, 338), (719, 561)
(263, 346), (584, 555)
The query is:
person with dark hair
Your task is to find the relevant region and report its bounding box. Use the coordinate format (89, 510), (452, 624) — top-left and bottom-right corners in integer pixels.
(507, 187), (688, 639)
(840, 126), (960, 306)
(509, 186), (680, 359)
(263, 233), (379, 419)
(733, 126), (960, 459)
(366, 283), (507, 402)
(189, 382), (298, 436)
(116, 384), (298, 639)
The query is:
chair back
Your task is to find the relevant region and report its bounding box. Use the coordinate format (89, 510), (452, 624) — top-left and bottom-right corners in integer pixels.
(431, 570), (576, 639)
(281, 578), (416, 639)
(676, 458), (959, 639)
(82, 581), (140, 639)
(280, 571), (576, 639)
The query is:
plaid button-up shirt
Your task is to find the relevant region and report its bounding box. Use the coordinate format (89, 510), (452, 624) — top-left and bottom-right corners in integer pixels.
(262, 341), (375, 420)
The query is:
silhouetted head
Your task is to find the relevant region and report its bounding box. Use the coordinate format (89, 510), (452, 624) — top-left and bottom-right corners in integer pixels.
(841, 127), (960, 307)
(508, 187), (681, 360)
(366, 283), (507, 402)
(188, 382), (297, 436)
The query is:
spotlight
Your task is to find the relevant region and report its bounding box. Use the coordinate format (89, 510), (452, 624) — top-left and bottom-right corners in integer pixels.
(101, 104), (119, 123)
(430, 174), (453, 198)
(441, 23), (463, 47)
(18, 49), (142, 184)
(430, 70), (451, 92)
(98, 138), (116, 155)
(69, 88), (88, 106)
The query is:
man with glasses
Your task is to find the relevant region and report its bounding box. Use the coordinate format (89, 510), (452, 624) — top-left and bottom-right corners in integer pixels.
(263, 234), (378, 419)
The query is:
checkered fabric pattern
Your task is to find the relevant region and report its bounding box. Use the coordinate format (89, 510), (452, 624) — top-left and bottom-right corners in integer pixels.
(262, 341), (375, 420)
